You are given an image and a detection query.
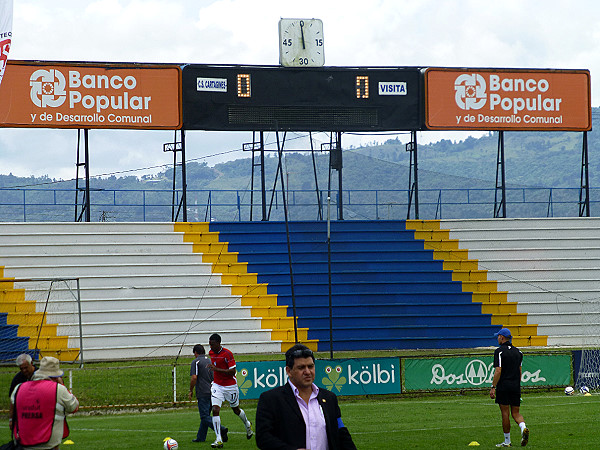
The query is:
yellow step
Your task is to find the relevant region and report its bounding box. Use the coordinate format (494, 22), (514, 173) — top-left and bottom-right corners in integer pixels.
(241, 294), (280, 307)
(231, 284), (268, 295)
(192, 242), (229, 253)
(250, 305), (288, 317)
(40, 349), (81, 362)
(181, 232), (220, 243)
(413, 230), (451, 240)
(6, 312), (51, 324)
(432, 249), (469, 260)
(424, 240), (461, 250)
(472, 292), (509, 303)
(480, 302), (519, 314)
(513, 335), (547, 347)
(406, 220), (442, 231)
(18, 324), (59, 337)
(32, 336), (71, 350)
(221, 273), (258, 285)
(261, 317), (296, 328)
(174, 222), (210, 233)
(462, 280), (499, 292)
(451, 270), (488, 282)
(0, 301), (37, 313)
(490, 313), (529, 325)
(271, 328), (311, 341)
(202, 252), (239, 264)
(506, 324), (539, 336)
(212, 262), (249, 274)
(0, 289), (26, 301)
(443, 259), (480, 270)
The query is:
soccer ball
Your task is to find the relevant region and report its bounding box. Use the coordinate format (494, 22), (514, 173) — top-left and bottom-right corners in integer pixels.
(564, 386), (575, 395)
(163, 438), (178, 450)
(579, 385), (590, 395)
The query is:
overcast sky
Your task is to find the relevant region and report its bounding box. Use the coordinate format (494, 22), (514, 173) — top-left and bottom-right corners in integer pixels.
(2, 0), (599, 180)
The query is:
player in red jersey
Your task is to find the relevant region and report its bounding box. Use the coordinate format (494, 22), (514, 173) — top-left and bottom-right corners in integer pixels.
(208, 333), (253, 448)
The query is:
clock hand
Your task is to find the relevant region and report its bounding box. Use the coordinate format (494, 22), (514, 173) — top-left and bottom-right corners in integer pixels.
(300, 20), (306, 49)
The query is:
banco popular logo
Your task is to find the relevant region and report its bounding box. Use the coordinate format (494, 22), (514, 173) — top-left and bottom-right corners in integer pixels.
(454, 73), (487, 110)
(30, 69), (67, 108)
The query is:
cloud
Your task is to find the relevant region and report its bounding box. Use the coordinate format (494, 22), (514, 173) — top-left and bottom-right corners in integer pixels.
(1, 0), (598, 179)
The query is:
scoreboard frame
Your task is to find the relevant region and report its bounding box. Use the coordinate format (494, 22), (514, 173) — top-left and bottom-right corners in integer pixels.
(182, 65), (423, 132)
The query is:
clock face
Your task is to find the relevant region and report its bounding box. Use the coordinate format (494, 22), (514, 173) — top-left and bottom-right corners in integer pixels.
(279, 18), (324, 67)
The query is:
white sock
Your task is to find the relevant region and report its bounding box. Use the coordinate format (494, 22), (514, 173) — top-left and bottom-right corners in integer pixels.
(519, 422), (527, 432)
(504, 432), (511, 444)
(237, 408), (250, 427)
(212, 416), (222, 441)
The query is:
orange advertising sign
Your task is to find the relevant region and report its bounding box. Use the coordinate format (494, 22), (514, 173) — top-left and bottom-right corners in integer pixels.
(425, 68), (591, 131)
(0, 60), (182, 129)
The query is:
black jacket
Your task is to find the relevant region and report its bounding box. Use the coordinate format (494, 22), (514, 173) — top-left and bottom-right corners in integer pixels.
(256, 383), (356, 450)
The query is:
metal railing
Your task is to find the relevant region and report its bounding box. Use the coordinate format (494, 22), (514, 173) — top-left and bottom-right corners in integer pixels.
(0, 186), (595, 222)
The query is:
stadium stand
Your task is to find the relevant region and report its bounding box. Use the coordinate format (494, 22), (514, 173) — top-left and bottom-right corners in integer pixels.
(0, 218), (597, 361)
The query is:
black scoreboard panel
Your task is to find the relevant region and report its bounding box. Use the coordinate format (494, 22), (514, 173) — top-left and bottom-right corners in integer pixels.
(182, 65), (423, 131)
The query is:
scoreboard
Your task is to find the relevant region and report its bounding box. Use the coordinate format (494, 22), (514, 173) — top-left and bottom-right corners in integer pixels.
(182, 65), (423, 132)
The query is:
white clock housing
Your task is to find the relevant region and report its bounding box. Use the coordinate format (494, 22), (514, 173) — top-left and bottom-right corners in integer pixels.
(279, 18), (324, 67)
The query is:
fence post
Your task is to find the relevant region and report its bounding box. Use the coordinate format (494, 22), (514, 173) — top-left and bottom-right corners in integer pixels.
(172, 365), (177, 403)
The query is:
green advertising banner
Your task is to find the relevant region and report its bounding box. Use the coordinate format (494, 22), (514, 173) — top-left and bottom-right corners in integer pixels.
(235, 357), (401, 399)
(403, 354), (570, 391)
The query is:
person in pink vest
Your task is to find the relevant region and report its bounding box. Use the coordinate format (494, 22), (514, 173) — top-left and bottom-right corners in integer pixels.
(9, 356), (79, 450)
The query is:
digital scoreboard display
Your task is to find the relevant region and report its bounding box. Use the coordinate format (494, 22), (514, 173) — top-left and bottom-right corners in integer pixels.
(182, 65), (423, 131)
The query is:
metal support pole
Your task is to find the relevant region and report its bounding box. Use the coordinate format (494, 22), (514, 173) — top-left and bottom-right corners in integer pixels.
(336, 132), (343, 220)
(494, 131), (506, 218)
(76, 278), (84, 368)
(171, 130), (177, 222)
(327, 196), (334, 358)
(260, 132), (267, 221)
(406, 130), (419, 219)
(579, 131), (590, 217)
(310, 132), (323, 220)
(163, 131), (186, 222)
(181, 129), (187, 222)
(275, 130), (298, 343)
(250, 131), (267, 221)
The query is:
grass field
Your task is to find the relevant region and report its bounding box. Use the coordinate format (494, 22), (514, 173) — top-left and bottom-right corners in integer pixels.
(4, 391), (597, 449)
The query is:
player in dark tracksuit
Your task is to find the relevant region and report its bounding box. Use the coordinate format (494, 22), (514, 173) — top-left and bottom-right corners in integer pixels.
(490, 328), (530, 447)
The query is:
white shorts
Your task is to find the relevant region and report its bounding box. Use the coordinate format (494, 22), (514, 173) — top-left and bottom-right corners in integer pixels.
(211, 382), (240, 408)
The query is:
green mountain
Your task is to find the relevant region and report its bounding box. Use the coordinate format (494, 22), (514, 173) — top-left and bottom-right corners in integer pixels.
(0, 108), (598, 221)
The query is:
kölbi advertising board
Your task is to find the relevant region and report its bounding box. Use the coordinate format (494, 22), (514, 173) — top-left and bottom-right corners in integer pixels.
(425, 68), (591, 131)
(0, 60), (182, 129)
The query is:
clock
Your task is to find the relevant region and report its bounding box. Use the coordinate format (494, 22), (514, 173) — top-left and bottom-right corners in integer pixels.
(279, 18), (324, 67)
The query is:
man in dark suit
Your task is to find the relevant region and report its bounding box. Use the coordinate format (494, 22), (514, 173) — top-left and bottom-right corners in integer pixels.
(256, 344), (356, 450)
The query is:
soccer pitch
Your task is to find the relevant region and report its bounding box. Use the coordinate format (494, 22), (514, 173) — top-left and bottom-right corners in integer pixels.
(18, 391), (598, 449)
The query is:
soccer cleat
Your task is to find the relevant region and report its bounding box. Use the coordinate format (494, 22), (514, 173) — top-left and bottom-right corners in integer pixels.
(211, 440), (223, 448)
(521, 428), (529, 446)
(246, 421), (254, 439)
(222, 427), (229, 443)
(496, 443), (512, 447)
